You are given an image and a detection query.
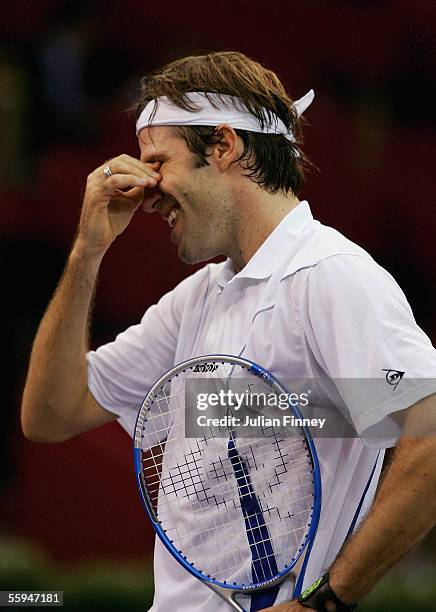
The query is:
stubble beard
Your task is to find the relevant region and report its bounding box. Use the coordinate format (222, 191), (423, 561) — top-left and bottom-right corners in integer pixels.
(177, 226), (219, 266)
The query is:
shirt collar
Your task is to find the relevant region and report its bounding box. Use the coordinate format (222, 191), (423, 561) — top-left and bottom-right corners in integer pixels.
(216, 201), (313, 288)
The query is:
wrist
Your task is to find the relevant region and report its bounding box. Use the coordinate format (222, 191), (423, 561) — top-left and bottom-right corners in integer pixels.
(65, 245), (104, 293)
(70, 240), (106, 270)
(298, 573), (357, 611)
(328, 574), (356, 608)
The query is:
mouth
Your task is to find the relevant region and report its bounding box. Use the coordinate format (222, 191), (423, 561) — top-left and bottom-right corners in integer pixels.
(158, 199), (181, 229)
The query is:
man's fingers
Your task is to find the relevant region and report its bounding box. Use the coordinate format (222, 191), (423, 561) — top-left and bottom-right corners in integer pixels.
(112, 186), (145, 209)
(108, 159), (160, 180)
(103, 173), (156, 192)
(102, 155), (161, 180)
(117, 186), (144, 198)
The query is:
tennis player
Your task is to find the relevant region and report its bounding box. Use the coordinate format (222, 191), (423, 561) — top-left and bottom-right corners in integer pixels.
(22, 52), (436, 611)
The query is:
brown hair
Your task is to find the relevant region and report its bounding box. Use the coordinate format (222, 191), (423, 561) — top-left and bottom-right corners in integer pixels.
(135, 51), (312, 195)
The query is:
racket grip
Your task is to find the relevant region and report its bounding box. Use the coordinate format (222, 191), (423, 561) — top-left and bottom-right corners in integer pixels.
(204, 582), (246, 611)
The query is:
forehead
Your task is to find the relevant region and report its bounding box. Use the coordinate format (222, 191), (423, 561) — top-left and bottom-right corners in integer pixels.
(137, 125), (185, 159)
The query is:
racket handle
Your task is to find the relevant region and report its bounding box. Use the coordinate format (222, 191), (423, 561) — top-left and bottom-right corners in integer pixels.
(205, 582), (246, 611)
(204, 562), (303, 611)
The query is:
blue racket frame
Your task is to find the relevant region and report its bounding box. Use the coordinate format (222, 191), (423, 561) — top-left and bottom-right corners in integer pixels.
(134, 354), (322, 611)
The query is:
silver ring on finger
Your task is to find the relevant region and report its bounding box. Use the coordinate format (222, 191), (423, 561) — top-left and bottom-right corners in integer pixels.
(103, 165), (113, 179)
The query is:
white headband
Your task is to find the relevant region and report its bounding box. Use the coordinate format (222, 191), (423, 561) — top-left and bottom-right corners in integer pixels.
(136, 89), (314, 141)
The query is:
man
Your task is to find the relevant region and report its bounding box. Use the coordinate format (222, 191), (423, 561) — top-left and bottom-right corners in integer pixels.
(22, 52), (436, 611)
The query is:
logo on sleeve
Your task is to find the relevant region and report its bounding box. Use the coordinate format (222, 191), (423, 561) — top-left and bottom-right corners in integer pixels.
(382, 369), (405, 390)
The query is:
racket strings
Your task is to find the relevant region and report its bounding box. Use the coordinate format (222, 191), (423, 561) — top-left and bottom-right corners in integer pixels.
(140, 434), (311, 470)
(141, 413), (310, 468)
(142, 439), (314, 583)
(143, 434), (313, 504)
(160, 508), (314, 562)
(143, 470), (313, 509)
(155, 494), (312, 584)
(142, 438), (312, 507)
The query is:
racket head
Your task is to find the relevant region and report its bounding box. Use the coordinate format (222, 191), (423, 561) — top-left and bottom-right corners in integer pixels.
(134, 354), (321, 593)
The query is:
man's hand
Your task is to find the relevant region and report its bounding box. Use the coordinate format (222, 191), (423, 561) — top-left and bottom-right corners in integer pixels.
(260, 600), (313, 611)
(76, 154), (162, 258)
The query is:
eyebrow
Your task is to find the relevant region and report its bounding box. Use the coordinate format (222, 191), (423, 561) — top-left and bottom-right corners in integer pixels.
(148, 153), (168, 161)
(142, 150), (169, 163)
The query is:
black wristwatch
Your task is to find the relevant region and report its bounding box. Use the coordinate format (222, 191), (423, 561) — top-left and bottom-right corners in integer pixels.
(298, 573), (357, 611)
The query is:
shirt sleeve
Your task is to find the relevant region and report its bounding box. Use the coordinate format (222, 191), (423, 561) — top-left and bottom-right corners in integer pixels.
(301, 254), (436, 444)
(87, 269), (204, 438)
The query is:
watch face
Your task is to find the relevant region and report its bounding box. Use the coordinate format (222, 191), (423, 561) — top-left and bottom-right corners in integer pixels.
(300, 576), (325, 600)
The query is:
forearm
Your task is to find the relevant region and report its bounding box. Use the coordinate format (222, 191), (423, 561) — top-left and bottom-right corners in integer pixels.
(329, 436), (436, 605)
(21, 156), (161, 442)
(21, 245), (103, 442)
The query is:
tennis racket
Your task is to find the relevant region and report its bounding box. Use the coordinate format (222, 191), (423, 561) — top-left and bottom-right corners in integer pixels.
(134, 355), (321, 612)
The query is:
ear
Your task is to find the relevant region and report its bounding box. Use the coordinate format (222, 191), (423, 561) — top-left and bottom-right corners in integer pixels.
(209, 124), (243, 171)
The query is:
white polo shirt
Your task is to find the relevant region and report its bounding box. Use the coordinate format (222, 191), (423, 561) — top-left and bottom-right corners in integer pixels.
(87, 201), (436, 611)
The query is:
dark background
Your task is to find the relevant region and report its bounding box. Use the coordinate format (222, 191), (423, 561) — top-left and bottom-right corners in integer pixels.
(0, 1), (435, 609)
